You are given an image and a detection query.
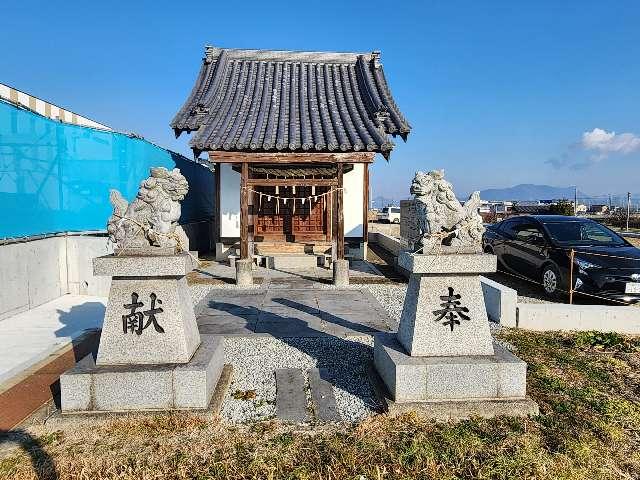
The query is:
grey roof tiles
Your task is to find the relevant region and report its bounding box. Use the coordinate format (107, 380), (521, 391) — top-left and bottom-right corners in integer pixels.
(171, 46), (411, 159)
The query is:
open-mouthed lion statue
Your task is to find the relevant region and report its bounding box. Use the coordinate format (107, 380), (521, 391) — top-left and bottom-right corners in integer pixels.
(409, 169), (485, 252)
(107, 167), (189, 252)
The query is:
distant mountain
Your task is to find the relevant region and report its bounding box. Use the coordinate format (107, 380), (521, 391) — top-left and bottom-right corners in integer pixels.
(479, 184), (587, 202)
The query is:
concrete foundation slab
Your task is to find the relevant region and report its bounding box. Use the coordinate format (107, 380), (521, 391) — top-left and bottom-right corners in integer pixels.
(60, 335), (224, 412)
(385, 397), (539, 420)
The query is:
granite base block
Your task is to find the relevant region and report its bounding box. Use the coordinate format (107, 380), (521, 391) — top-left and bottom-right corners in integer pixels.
(397, 272), (495, 357)
(60, 335), (224, 412)
(374, 333), (528, 402)
(96, 276), (201, 365)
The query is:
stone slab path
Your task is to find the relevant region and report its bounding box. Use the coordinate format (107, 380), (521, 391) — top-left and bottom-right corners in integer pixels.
(195, 284), (396, 338)
(191, 259), (386, 287)
(275, 368), (309, 422)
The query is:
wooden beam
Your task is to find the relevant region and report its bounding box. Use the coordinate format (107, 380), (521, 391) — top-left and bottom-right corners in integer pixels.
(240, 162), (249, 259)
(209, 151), (375, 164)
(247, 178), (337, 187)
(363, 163), (369, 241)
(336, 163), (345, 259)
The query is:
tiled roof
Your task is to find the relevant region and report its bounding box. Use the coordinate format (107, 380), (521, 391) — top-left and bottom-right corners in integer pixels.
(171, 46), (411, 159)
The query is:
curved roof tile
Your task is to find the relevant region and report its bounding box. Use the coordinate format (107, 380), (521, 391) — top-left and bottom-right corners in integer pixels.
(171, 46), (411, 159)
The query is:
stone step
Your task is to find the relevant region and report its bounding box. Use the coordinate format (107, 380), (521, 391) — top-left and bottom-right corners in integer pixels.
(255, 242), (331, 255)
(308, 368), (340, 422)
(275, 368), (309, 422)
(269, 254), (319, 270)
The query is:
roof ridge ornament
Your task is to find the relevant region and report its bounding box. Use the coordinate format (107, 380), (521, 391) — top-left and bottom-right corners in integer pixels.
(371, 50), (382, 69)
(204, 45), (215, 64)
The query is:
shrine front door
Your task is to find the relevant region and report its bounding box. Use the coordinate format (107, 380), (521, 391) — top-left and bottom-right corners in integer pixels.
(253, 186), (329, 242)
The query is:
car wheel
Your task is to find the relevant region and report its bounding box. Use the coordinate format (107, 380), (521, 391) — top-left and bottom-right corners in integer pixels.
(483, 245), (494, 254)
(541, 264), (562, 299)
(393, 218), (400, 224)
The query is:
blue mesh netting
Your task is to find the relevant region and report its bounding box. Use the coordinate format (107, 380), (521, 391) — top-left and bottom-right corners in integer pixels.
(0, 101), (213, 239)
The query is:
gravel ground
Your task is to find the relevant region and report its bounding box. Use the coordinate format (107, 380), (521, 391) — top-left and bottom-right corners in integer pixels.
(190, 281), (515, 424)
(220, 336), (378, 423)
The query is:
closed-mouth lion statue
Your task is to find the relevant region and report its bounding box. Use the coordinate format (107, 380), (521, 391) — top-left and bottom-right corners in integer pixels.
(409, 169), (485, 252)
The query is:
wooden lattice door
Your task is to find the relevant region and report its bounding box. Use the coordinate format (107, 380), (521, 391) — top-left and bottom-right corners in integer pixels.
(254, 186), (328, 241)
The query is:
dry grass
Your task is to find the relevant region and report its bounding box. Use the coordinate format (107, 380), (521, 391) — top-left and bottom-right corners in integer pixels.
(2, 329), (640, 479)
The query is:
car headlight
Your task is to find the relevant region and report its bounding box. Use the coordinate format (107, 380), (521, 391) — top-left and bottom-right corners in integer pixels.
(575, 258), (600, 270)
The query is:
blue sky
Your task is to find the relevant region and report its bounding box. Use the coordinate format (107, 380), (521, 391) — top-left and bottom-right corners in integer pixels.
(2, 1), (639, 200)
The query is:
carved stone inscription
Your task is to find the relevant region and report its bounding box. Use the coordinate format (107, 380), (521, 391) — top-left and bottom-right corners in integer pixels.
(433, 287), (470, 331)
(122, 292), (165, 335)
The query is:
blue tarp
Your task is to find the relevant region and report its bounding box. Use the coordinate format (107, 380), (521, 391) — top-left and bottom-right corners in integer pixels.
(0, 101), (213, 239)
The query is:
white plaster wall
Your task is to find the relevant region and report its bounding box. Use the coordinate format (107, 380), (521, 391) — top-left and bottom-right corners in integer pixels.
(344, 164), (364, 237)
(219, 164), (241, 237)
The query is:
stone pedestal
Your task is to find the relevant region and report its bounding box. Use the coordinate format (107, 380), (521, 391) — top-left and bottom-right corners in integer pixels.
(60, 253), (225, 413)
(374, 251), (538, 419)
(93, 254), (200, 365)
(333, 259), (349, 286)
(235, 258), (253, 286)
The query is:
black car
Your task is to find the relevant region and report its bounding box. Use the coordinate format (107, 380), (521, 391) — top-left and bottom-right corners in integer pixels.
(482, 215), (640, 303)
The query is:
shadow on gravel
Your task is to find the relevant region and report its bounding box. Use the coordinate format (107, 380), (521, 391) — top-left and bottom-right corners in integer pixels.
(208, 299), (383, 413)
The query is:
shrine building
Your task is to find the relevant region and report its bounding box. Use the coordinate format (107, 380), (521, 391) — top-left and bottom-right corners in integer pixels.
(171, 46), (410, 268)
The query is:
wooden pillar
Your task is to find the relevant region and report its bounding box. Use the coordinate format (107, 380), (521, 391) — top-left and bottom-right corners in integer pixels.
(240, 162), (249, 259)
(362, 163), (369, 241)
(336, 163), (345, 259)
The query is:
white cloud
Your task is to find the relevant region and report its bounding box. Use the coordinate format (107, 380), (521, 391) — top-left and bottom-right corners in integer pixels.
(581, 128), (640, 157)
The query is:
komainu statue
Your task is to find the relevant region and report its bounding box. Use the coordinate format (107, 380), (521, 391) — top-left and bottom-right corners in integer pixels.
(409, 169), (485, 252)
(107, 167), (189, 253)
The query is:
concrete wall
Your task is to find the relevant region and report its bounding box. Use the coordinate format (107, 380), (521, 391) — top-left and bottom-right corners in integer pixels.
(480, 276), (518, 326)
(368, 231), (405, 257)
(0, 235), (113, 320)
(516, 303), (640, 334)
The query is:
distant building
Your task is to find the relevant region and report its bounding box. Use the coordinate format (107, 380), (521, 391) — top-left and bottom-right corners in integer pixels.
(589, 204), (609, 215)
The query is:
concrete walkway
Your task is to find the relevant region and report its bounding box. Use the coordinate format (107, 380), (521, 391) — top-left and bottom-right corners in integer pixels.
(195, 283), (396, 338)
(0, 295), (105, 385)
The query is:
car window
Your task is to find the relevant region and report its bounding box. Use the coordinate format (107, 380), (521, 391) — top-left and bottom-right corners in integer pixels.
(514, 224), (545, 243)
(499, 219), (521, 237)
(391, 208), (400, 214)
(544, 221), (625, 246)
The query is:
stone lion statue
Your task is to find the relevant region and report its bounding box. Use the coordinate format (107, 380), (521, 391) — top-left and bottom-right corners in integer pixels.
(409, 169), (485, 252)
(107, 167), (189, 253)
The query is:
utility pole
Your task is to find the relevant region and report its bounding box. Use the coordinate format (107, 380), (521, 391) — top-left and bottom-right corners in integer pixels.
(626, 192), (631, 232)
(608, 194), (612, 212)
(574, 187), (578, 216)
